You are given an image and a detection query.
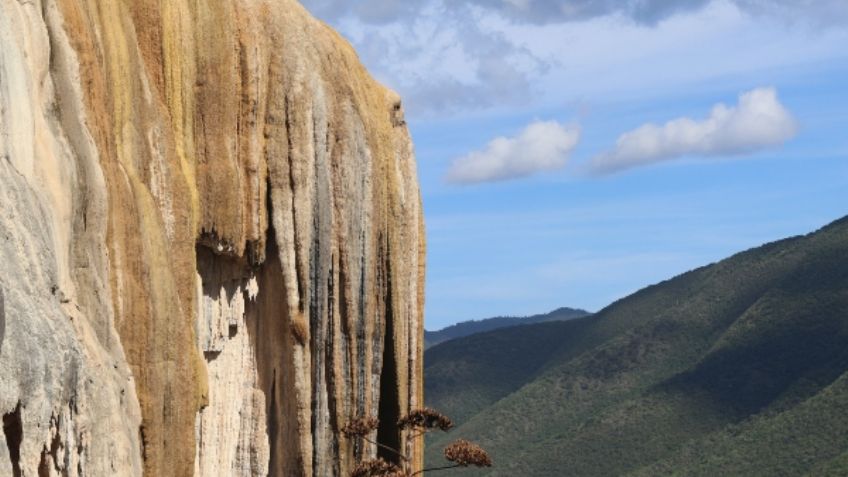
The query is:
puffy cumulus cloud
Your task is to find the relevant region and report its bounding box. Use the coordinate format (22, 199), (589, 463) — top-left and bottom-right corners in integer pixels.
(590, 87), (797, 174)
(446, 121), (580, 184)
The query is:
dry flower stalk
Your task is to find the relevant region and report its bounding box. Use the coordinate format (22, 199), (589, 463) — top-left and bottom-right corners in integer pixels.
(343, 416), (380, 437)
(397, 408), (453, 432)
(443, 439), (492, 468)
(345, 408), (492, 476)
(351, 458), (408, 477)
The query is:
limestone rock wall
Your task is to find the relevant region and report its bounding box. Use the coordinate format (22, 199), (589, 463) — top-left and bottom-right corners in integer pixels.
(0, 0), (425, 475)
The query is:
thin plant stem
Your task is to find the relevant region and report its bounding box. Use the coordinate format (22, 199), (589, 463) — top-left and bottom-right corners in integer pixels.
(410, 464), (461, 476)
(362, 436), (409, 462)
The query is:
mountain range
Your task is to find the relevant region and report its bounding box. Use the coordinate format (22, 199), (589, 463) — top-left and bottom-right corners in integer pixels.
(424, 307), (590, 349)
(424, 216), (848, 476)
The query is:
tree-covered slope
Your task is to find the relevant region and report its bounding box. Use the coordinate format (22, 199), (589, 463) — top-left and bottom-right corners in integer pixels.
(424, 216), (848, 476)
(425, 316), (596, 426)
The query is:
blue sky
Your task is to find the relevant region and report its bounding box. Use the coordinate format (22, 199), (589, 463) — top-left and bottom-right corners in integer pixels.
(301, 0), (848, 330)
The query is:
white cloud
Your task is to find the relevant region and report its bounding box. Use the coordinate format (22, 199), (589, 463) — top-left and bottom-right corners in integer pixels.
(304, 0), (848, 26)
(460, 0), (848, 27)
(590, 87), (797, 174)
(445, 120), (580, 184)
(299, 0), (848, 118)
(733, 0), (848, 28)
(460, 0), (712, 25)
(321, 2), (547, 116)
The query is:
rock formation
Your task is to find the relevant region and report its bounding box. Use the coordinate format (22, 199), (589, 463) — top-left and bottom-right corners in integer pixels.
(0, 0), (425, 475)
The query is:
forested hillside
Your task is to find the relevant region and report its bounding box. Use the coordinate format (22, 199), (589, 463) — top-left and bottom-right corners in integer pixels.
(425, 216), (848, 476)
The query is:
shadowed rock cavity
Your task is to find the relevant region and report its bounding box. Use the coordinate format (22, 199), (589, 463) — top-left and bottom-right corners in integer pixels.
(195, 237), (290, 475)
(3, 403), (22, 477)
(377, 277), (401, 464)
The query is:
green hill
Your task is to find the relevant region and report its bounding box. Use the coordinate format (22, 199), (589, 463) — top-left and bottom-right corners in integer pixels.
(425, 316), (597, 426)
(424, 216), (848, 476)
(425, 307), (590, 349)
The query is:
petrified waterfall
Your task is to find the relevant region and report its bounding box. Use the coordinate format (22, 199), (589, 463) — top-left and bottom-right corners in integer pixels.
(0, 0), (425, 475)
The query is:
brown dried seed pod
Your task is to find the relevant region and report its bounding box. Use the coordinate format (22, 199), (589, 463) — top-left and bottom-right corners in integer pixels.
(444, 439), (492, 468)
(342, 416), (379, 437)
(350, 458), (407, 477)
(397, 407), (453, 431)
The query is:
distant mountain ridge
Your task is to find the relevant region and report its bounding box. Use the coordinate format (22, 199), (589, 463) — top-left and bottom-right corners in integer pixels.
(424, 307), (591, 348)
(425, 216), (848, 476)
(425, 316), (597, 426)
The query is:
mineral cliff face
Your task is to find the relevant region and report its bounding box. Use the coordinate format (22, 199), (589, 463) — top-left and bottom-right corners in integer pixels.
(0, 1), (425, 475)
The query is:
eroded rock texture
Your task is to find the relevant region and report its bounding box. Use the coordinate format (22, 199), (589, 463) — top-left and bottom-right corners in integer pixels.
(0, 1), (425, 475)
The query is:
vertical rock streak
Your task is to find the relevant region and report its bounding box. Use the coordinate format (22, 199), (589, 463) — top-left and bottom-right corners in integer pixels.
(0, 0), (424, 476)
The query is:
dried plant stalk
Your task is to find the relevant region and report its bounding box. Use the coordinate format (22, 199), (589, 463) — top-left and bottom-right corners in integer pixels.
(342, 416), (380, 437)
(351, 458), (408, 477)
(397, 408), (453, 432)
(443, 439), (492, 468)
